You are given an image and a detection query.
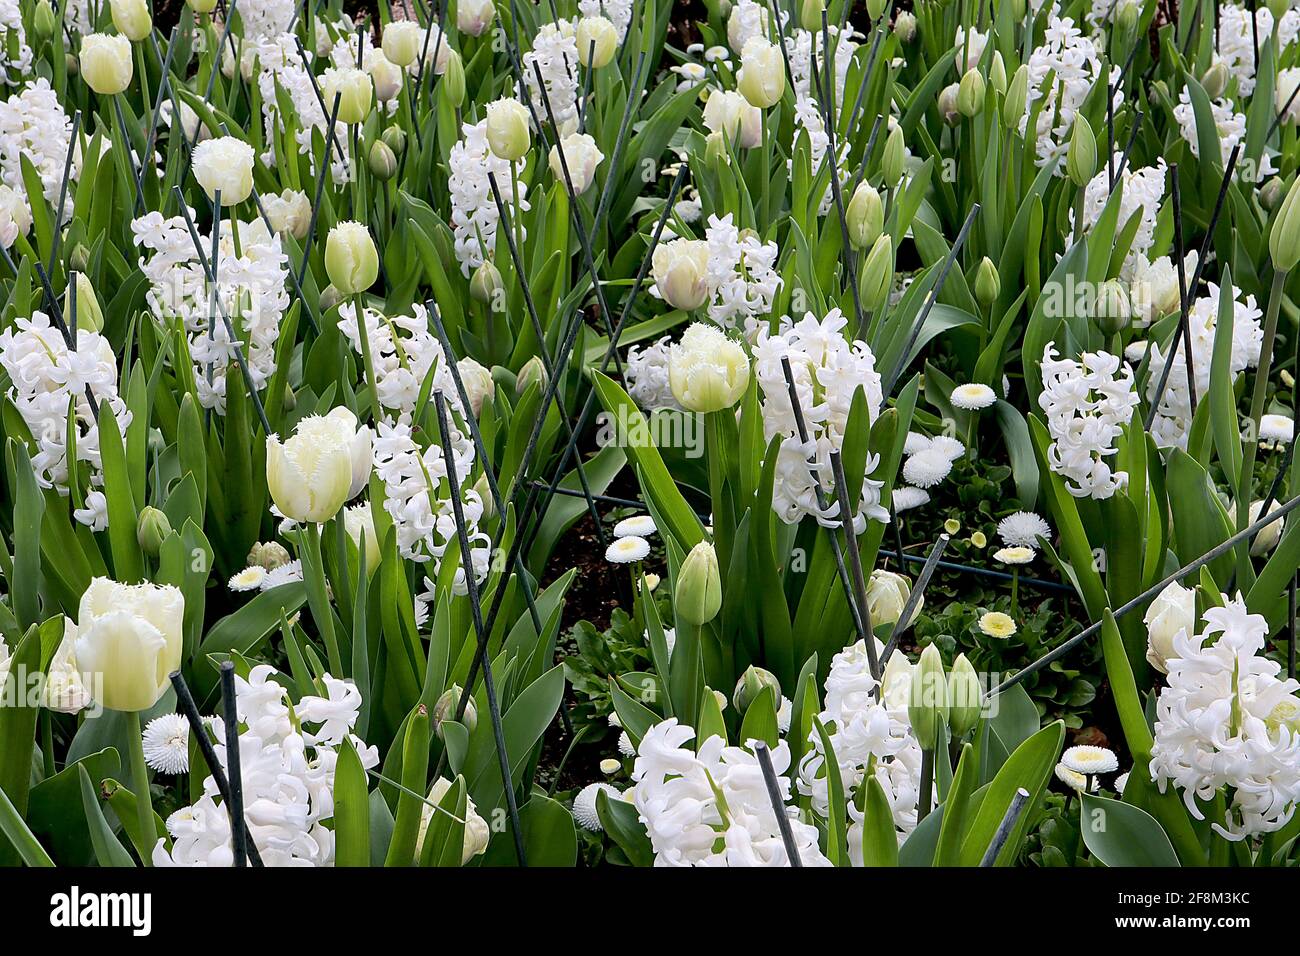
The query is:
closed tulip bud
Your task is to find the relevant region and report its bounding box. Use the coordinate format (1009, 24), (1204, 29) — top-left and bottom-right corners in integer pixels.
(1008, 0), (1026, 18)
(66, 52), (78, 76)
(69, 243), (91, 273)
(908, 643), (948, 750)
(457, 0), (497, 36)
(434, 684), (478, 736)
(65, 272), (104, 332)
(733, 665), (781, 712)
(1093, 279), (1131, 335)
(192, 135), (254, 206)
(1201, 61), (1229, 100)
(1262, 176), (1286, 210)
(136, 506), (172, 556)
(486, 97), (531, 161)
(675, 540), (722, 625)
(990, 52), (1007, 95)
(322, 67), (373, 124)
(668, 323), (750, 412)
(957, 68), (985, 117)
(368, 52), (403, 102)
(187, 0), (217, 13)
(577, 16), (618, 68)
(549, 132), (605, 194)
(882, 124), (905, 187)
(74, 577), (184, 712)
(474, 474), (496, 521)
(516, 355), (547, 395)
(368, 139), (398, 180)
(442, 49), (465, 107)
(458, 357), (495, 417)
(860, 234), (894, 311)
(939, 83), (961, 125)
(111, 0), (152, 41)
(470, 260), (503, 304)
(1268, 0), (1290, 19)
(248, 540), (292, 570)
(1270, 176), (1300, 271)
(1066, 116), (1097, 187)
(846, 182), (883, 249)
(652, 238), (711, 310)
(80, 33), (133, 95)
(947, 653), (982, 737)
(738, 37), (785, 108)
(266, 408), (369, 523)
(867, 0), (886, 18)
(34, 0), (56, 41)
(975, 256), (1000, 306)
(705, 130), (730, 167)
(867, 569), (916, 626)
(325, 221), (379, 295)
(382, 124), (407, 156)
(381, 20), (422, 67)
(894, 10), (917, 41)
(1116, 0), (1139, 35)
(263, 188), (311, 240)
(800, 0), (824, 31)
(1003, 65), (1029, 130)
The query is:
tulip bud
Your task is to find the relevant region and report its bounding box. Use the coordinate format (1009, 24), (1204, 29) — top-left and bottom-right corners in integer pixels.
(867, 570), (915, 626)
(248, 540), (292, 570)
(324, 221), (379, 295)
(263, 188), (311, 240)
(957, 68), (985, 117)
(1066, 116), (1097, 187)
(470, 259), (503, 304)
(939, 83), (961, 125)
(368, 52), (403, 103)
(136, 506), (172, 556)
(577, 16), (618, 69)
(34, 0), (56, 41)
(322, 68), (373, 125)
(882, 125), (905, 187)
(516, 355), (547, 395)
(733, 665), (781, 712)
(1003, 65), (1029, 130)
(705, 130), (730, 167)
(434, 684), (478, 737)
(652, 238), (711, 311)
(1093, 279), (1131, 335)
(187, 0), (217, 13)
(441, 49), (465, 108)
(894, 10), (917, 42)
(368, 139), (398, 180)
(382, 125), (407, 157)
(860, 234), (894, 311)
(846, 182), (883, 249)
(80, 33), (134, 95)
(1268, 0), (1290, 20)
(975, 257), (1000, 306)
(800, 0), (824, 31)
(66, 52), (79, 76)
(1201, 61), (1229, 100)
(668, 323), (750, 412)
(474, 474), (496, 521)
(381, 20), (422, 67)
(486, 97), (531, 161)
(1270, 176), (1300, 272)
(675, 540), (722, 625)
(111, 0), (152, 42)
(69, 243), (91, 273)
(908, 643), (948, 749)
(65, 272), (104, 332)
(947, 653), (982, 737)
(867, 0), (887, 19)
(1262, 176), (1286, 210)
(458, 357), (495, 417)
(738, 37), (785, 108)
(989, 52), (1007, 95)
(1008, 0), (1026, 17)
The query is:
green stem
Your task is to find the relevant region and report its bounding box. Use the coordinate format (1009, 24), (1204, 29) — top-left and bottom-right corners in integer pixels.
(127, 710), (154, 866)
(918, 747), (935, 822)
(303, 520), (343, 674)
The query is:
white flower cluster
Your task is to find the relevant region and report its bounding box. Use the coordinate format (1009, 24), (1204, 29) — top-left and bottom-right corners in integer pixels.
(579, 0), (632, 39)
(0, 0), (33, 85)
(753, 309), (889, 530)
(0, 79), (78, 218)
(1037, 342), (1139, 499)
(1150, 598), (1300, 841)
(900, 432), (965, 490)
(154, 665), (379, 866)
(1144, 283), (1263, 449)
(624, 335), (682, 412)
(523, 21), (581, 135)
(132, 212), (289, 413)
(797, 640), (923, 858)
(630, 718), (830, 866)
(1173, 89), (1259, 176)
(239, 0), (299, 42)
(1074, 157), (1166, 281)
(0, 312), (132, 530)
(337, 301), (460, 420)
(448, 118), (530, 276)
(1214, 4), (1300, 96)
(251, 34), (354, 183)
(1022, 17), (1116, 171)
(702, 213), (781, 335)
(784, 25), (856, 214)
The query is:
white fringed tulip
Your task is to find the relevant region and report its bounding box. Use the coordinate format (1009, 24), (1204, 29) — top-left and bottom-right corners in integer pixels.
(73, 578), (184, 712)
(548, 132), (604, 194)
(382, 20), (422, 67)
(80, 34), (133, 95)
(866, 569), (916, 626)
(266, 408), (368, 523)
(263, 189), (311, 240)
(192, 136), (255, 206)
(417, 777), (491, 864)
(737, 38), (784, 108)
(576, 16), (618, 68)
(485, 97), (530, 161)
(652, 239), (710, 311)
(457, 0), (497, 36)
(1143, 580), (1195, 674)
(324, 221), (379, 295)
(110, 0), (152, 41)
(322, 68), (373, 124)
(368, 52), (403, 102)
(458, 357), (495, 416)
(668, 323), (750, 412)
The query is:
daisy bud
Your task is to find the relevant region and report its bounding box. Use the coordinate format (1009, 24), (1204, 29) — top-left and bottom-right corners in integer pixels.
(368, 52), (403, 102)
(800, 0), (824, 31)
(652, 238), (711, 311)
(939, 83), (961, 125)
(110, 0), (152, 42)
(908, 643), (948, 750)
(947, 653), (982, 737)
(860, 234), (895, 311)
(266, 408), (366, 523)
(470, 259), (503, 304)
(324, 221), (379, 295)
(668, 323), (750, 413)
(846, 182), (883, 249)
(381, 20), (422, 67)
(738, 38), (785, 108)
(368, 139), (398, 180)
(549, 132), (605, 194)
(80, 33), (133, 95)
(65, 272), (104, 332)
(516, 355), (547, 396)
(577, 16), (618, 69)
(192, 135), (255, 206)
(675, 541), (722, 626)
(957, 68), (985, 117)
(34, 0), (56, 41)
(1269, 176), (1300, 272)
(1066, 116), (1097, 187)
(434, 684), (478, 736)
(486, 97), (531, 161)
(1261, 176), (1286, 210)
(989, 52), (1007, 95)
(1003, 65), (1029, 130)
(457, 0), (497, 36)
(975, 256), (1000, 306)
(882, 124), (905, 187)
(1201, 61), (1229, 100)
(894, 10), (917, 42)
(441, 49), (465, 108)
(75, 578), (184, 712)
(136, 506), (172, 557)
(1093, 279), (1131, 335)
(733, 665), (781, 712)
(322, 68), (373, 124)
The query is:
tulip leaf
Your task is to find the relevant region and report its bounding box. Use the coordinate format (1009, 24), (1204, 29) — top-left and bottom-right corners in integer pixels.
(1080, 793), (1181, 867)
(334, 736), (371, 867)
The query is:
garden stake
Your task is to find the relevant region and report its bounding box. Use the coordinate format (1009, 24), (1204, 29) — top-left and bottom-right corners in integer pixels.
(979, 788), (1031, 866)
(296, 92), (344, 291)
(829, 449), (881, 682)
(880, 534), (951, 665)
(219, 663), (249, 868)
(754, 742), (802, 867)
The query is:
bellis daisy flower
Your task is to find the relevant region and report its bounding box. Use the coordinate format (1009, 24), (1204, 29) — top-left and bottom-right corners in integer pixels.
(978, 611), (1017, 638)
(951, 383), (997, 410)
(573, 782), (620, 832)
(141, 713), (192, 775)
(606, 535), (651, 564)
(614, 515), (657, 537)
(1061, 745), (1119, 775)
(997, 510), (1052, 548)
(994, 546), (1035, 565)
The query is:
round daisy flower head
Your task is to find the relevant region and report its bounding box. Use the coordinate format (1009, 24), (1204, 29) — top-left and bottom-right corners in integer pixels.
(928, 435), (967, 461)
(1061, 745), (1118, 775)
(1114, 771), (1130, 795)
(1054, 762), (1088, 791)
(1261, 413), (1294, 444)
(614, 514), (657, 537)
(141, 713), (191, 774)
(599, 758), (621, 775)
(903, 431), (932, 455)
(892, 486), (931, 511)
(951, 383), (996, 410)
(229, 566), (267, 592)
(978, 611), (1017, 638)
(903, 448), (953, 488)
(606, 535), (650, 564)
(573, 782), (619, 832)
(994, 545), (1035, 565)
(943, 518), (961, 535)
(617, 730), (636, 757)
(997, 510), (1051, 548)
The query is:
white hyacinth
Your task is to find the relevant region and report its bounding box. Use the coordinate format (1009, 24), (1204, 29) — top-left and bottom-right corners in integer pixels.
(1022, 17), (1116, 171)
(448, 118), (530, 276)
(624, 336), (683, 412)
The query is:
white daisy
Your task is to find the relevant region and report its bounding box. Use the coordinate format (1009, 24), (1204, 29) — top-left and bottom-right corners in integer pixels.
(1054, 763), (1089, 791)
(599, 758), (622, 775)
(928, 435), (967, 460)
(605, 535), (651, 564)
(1060, 745), (1119, 775)
(994, 546), (1035, 565)
(141, 713), (191, 775)
(573, 782), (619, 832)
(997, 511), (1052, 548)
(1261, 413), (1294, 444)
(902, 448), (954, 488)
(613, 515), (657, 537)
(892, 486), (931, 511)
(1114, 771), (1130, 795)
(951, 383), (997, 410)
(903, 431), (932, 455)
(617, 730), (636, 757)
(228, 566), (267, 591)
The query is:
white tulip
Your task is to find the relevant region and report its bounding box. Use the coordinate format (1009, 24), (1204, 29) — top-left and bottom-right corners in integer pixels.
(321, 67), (373, 124)
(42, 619), (93, 715)
(548, 132), (604, 194)
(368, 51), (404, 102)
(1143, 581), (1196, 674)
(110, 0), (152, 41)
(382, 20), (423, 67)
(485, 97), (531, 161)
(263, 188), (312, 240)
(192, 136), (255, 206)
(344, 502), (381, 570)
(1229, 499), (1287, 556)
(417, 777), (490, 864)
(702, 89), (761, 148)
(576, 16), (618, 68)
(737, 37), (785, 108)
(867, 569), (917, 626)
(652, 238), (711, 311)
(457, 0), (497, 36)
(668, 323), (750, 412)
(266, 407), (368, 523)
(458, 357), (495, 417)
(74, 578), (184, 713)
(80, 33), (133, 95)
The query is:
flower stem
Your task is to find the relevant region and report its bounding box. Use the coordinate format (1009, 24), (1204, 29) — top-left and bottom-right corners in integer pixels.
(303, 520), (343, 674)
(127, 710), (154, 866)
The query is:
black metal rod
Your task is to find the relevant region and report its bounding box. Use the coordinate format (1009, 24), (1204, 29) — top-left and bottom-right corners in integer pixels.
(978, 787), (1030, 865)
(754, 741), (802, 867)
(218, 663), (248, 868)
(880, 533), (951, 665)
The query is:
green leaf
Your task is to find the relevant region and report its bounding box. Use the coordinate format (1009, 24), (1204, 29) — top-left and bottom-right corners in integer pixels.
(959, 721), (1063, 865)
(334, 736), (371, 867)
(859, 775), (899, 867)
(1080, 793), (1181, 867)
(78, 765), (135, 867)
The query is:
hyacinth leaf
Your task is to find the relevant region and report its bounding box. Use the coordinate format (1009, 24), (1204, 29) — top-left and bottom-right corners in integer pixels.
(1022, 240), (1087, 401)
(1100, 611), (1155, 761)
(5, 441), (42, 631)
(695, 683), (727, 747)
(640, 577), (674, 718)
(466, 664), (565, 815)
(610, 679), (660, 748)
(97, 401), (144, 584)
(597, 788), (653, 867)
(813, 717), (848, 867)
(25, 747), (120, 866)
(481, 795), (577, 867)
(334, 736), (371, 867)
(0, 620), (45, 866)
(77, 765), (135, 868)
(788, 661), (820, 769)
(860, 775), (899, 867)
(958, 721), (1064, 866)
(738, 686), (779, 750)
(383, 704), (431, 867)
(101, 779), (166, 863)
(1080, 793), (1181, 868)
(0, 783), (53, 868)
(1165, 450), (1235, 588)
